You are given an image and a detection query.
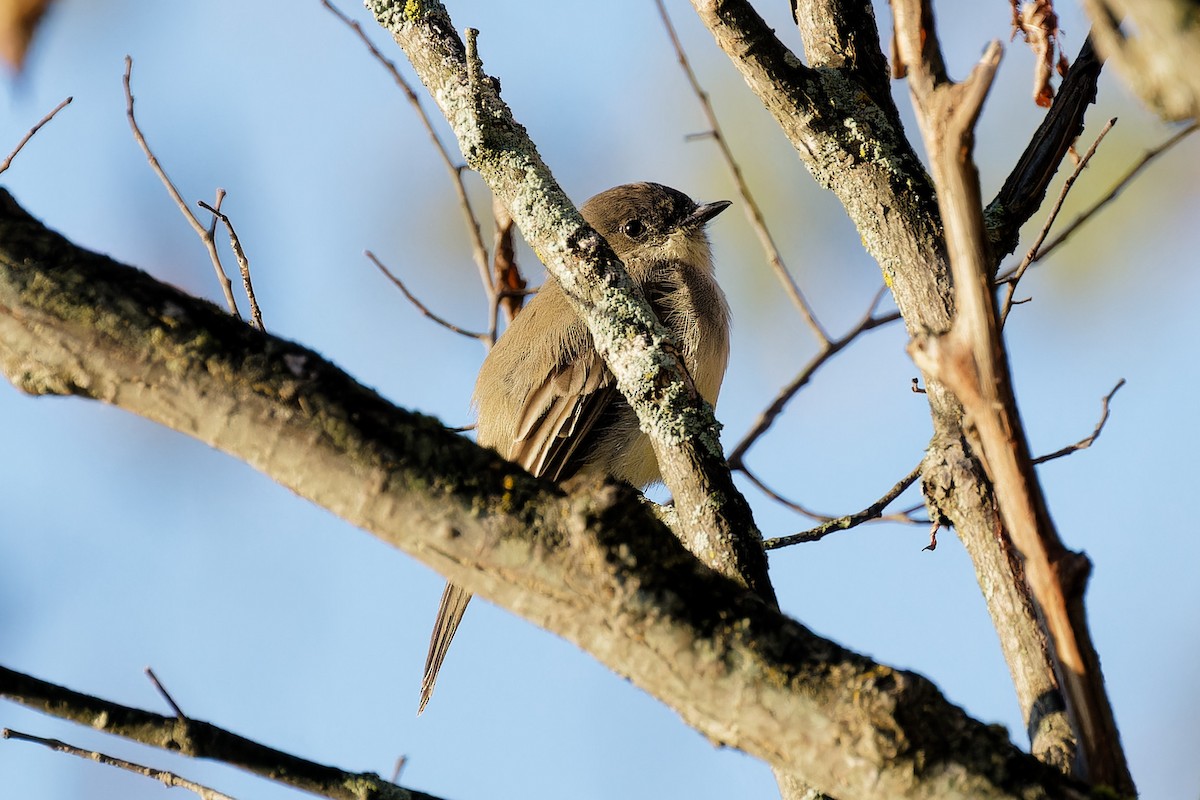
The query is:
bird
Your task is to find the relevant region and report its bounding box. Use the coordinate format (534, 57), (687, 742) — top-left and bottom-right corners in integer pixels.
(419, 182), (732, 714)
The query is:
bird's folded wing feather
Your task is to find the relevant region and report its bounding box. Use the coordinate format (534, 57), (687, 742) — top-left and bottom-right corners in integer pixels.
(513, 344), (617, 481)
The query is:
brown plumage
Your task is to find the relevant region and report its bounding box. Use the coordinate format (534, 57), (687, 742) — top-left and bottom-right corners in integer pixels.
(419, 182), (732, 713)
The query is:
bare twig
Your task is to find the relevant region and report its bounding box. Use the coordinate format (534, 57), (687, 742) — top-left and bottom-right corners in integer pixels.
(319, 0), (498, 333)
(999, 117), (1116, 323)
(737, 463), (827, 518)
(1034, 121), (1200, 261)
(123, 56), (240, 318)
(762, 462), (926, 549)
(143, 667), (187, 719)
(197, 199), (264, 331)
(3, 728), (237, 800)
(655, 0), (828, 344)
(728, 288), (899, 467)
(0, 96), (72, 175)
(366, 251), (487, 341)
(1034, 379), (1125, 464)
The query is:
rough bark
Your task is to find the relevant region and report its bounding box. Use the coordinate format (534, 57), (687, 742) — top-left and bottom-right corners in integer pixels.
(695, 0), (1110, 781)
(0, 189), (1094, 800)
(892, 4), (1131, 788)
(366, 0), (774, 606)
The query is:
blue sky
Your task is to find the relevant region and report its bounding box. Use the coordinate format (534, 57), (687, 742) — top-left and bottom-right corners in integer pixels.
(1, 2), (1197, 799)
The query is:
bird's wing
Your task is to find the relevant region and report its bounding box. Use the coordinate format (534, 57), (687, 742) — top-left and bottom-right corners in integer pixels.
(420, 345), (618, 714)
(513, 274), (686, 481)
(511, 344), (618, 481)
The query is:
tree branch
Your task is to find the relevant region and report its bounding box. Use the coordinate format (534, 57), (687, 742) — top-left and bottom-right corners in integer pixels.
(986, 35), (1105, 258)
(1081, 0), (1200, 122)
(0, 667), (437, 800)
(366, 1), (775, 605)
(0, 188), (1092, 800)
(693, 0), (1084, 775)
(894, 3), (1132, 791)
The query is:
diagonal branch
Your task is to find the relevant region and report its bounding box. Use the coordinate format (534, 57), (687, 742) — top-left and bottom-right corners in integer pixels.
(0, 96), (72, 175)
(0, 667), (438, 800)
(689, 0), (1105, 778)
(4, 728), (239, 800)
(894, 3), (1133, 792)
(368, 2), (774, 604)
(999, 117), (1117, 324)
(987, 35), (1105, 258)
(656, 0), (827, 342)
(762, 461), (925, 548)
(0, 187), (1092, 800)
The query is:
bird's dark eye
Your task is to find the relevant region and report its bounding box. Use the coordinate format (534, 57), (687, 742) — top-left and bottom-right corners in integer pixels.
(621, 219), (645, 238)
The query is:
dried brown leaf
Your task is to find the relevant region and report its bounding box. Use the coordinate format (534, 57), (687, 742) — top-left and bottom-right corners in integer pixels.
(0, 0), (53, 69)
(1010, 0), (1068, 108)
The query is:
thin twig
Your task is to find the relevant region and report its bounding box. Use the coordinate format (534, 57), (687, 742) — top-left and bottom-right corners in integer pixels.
(320, 0), (498, 341)
(737, 463), (828, 518)
(999, 118), (1116, 323)
(1033, 379), (1125, 465)
(1033, 121), (1200, 263)
(2, 728), (237, 800)
(123, 56), (241, 318)
(762, 462), (926, 549)
(655, 0), (828, 344)
(0, 96), (72, 175)
(199, 199), (264, 331)
(366, 251), (487, 341)
(143, 667), (187, 719)
(728, 288), (899, 467)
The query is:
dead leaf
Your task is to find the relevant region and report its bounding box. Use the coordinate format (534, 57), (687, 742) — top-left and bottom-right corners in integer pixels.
(1010, 0), (1069, 108)
(0, 0), (54, 70)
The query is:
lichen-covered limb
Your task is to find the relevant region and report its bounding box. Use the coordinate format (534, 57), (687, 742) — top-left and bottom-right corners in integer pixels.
(363, 1), (775, 606)
(0, 189), (1092, 800)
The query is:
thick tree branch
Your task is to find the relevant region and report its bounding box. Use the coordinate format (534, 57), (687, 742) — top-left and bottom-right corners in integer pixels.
(893, 4), (1133, 793)
(365, 0), (774, 606)
(0, 189), (1094, 800)
(692, 0), (1080, 774)
(792, 0), (902, 131)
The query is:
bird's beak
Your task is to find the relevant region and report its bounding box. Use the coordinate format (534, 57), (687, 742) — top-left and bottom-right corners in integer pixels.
(683, 199), (732, 228)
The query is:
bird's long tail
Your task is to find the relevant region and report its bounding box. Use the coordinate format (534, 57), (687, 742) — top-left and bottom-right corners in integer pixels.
(419, 582), (472, 714)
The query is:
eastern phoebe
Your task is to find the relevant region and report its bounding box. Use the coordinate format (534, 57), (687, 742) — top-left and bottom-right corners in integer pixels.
(420, 182), (732, 713)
